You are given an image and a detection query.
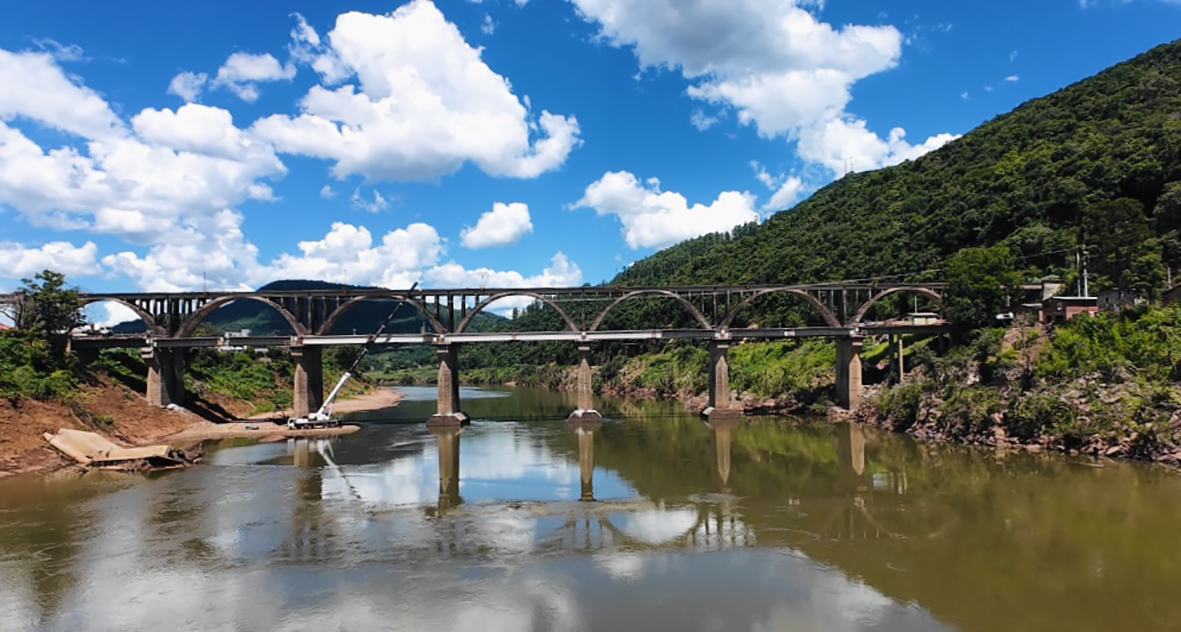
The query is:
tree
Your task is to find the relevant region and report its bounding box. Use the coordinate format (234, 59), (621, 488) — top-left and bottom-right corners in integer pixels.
(18, 271), (84, 341)
(1082, 197), (1160, 291)
(943, 246), (1022, 331)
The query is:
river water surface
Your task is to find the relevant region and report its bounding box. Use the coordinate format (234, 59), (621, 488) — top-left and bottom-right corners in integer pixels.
(3, 386), (1181, 631)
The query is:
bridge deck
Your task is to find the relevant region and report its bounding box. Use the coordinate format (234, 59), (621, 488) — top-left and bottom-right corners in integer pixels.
(70, 323), (949, 348)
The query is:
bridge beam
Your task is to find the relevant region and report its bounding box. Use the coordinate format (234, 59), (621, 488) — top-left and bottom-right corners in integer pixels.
(141, 346), (186, 407)
(569, 344), (603, 421)
(291, 345), (324, 418)
(702, 340), (742, 422)
(427, 344), (469, 427)
(835, 336), (865, 410)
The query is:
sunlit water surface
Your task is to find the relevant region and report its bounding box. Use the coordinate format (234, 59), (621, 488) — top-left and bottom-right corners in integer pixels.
(3, 386), (1181, 631)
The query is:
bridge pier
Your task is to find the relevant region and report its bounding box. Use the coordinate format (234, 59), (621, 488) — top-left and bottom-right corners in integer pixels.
(702, 340), (742, 422)
(835, 336), (864, 410)
(427, 344), (469, 427)
(891, 334), (905, 382)
(142, 346), (186, 407)
(291, 346), (324, 418)
(569, 344), (603, 421)
(71, 344), (99, 368)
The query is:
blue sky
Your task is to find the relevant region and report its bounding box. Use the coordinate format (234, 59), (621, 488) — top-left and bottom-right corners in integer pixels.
(0, 0), (1178, 321)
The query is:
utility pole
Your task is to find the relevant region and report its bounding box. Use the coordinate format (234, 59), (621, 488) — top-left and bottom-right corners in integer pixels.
(1082, 245), (1089, 297)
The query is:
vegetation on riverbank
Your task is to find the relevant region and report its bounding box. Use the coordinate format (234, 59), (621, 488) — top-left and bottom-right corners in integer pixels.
(864, 306), (1181, 461)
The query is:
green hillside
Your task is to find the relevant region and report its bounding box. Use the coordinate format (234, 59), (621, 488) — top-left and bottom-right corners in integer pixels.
(615, 39), (1181, 291)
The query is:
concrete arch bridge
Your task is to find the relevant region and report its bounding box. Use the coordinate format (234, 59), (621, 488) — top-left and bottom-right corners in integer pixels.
(0, 282), (948, 420)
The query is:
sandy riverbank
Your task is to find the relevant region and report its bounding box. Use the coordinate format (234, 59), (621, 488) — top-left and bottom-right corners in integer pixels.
(246, 387), (403, 420)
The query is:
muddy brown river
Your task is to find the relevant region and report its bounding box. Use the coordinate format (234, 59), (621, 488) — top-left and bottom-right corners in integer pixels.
(3, 385), (1181, 631)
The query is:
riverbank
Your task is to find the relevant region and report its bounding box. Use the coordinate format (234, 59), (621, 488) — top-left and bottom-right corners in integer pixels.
(0, 380), (403, 479)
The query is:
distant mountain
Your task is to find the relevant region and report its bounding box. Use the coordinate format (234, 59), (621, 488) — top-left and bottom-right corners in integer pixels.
(111, 279), (504, 335)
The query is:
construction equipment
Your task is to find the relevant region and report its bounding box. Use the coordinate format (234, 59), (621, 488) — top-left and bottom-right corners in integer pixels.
(287, 282), (419, 430)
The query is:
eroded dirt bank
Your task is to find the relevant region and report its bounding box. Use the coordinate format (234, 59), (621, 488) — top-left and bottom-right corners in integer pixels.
(0, 380), (402, 479)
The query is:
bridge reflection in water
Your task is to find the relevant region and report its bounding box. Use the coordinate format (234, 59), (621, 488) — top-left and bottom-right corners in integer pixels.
(9, 394), (1181, 631)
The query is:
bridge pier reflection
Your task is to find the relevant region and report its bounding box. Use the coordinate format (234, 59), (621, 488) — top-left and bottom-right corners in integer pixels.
(430, 426), (463, 512)
(427, 344), (469, 427)
(570, 419), (601, 501)
(706, 418), (738, 491)
(835, 422), (867, 494)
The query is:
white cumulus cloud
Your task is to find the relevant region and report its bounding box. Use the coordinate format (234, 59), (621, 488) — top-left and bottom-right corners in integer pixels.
(570, 0), (954, 175)
(167, 71), (208, 102)
(0, 241), (100, 278)
(460, 202), (533, 248)
(424, 252), (582, 312)
(252, 0), (581, 181)
(213, 52), (296, 102)
(0, 49), (125, 140)
(575, 171), (759, 249)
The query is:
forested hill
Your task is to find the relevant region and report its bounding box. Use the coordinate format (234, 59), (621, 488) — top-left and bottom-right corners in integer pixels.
(614, 39), (1181, 289)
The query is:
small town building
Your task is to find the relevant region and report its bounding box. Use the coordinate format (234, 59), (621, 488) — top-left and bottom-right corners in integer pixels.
(1097, 288), (1144, 313)
(907, 312), (940, 326)
(0, 323), (11, 332)
(1040, 296), (1097, 324)
(1164, 284), (1181, 306)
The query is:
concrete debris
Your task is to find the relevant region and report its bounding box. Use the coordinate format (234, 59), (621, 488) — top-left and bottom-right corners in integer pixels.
(43, 428), (197, 472)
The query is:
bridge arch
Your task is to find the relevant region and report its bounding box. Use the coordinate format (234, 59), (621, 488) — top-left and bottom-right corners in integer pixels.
(851, 287), (943, 326)
(719, 288), (841, 329)
(315, 295), (445, 336)
(456, 292), (578, 334)
(80, 297), (163, 335)
(589, 290), (712, 331)
(176, 296), (306, 337)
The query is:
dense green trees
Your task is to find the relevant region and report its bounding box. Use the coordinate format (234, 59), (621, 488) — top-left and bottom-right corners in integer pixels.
(0, 270), (83, 399)
(943, 246), (1022, 330)
(1082, 198), (1165, 294)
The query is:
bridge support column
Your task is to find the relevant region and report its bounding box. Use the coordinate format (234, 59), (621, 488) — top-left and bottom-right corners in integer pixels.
(428, 344), (469, 427)
(702, 340), (742, 422)
(835, 336), (864, 410)
(291, 346), (323, 418)
(892, 334), (905, 382)
(71, 344), (99, 368)
(141, 347), (186, 407)
(569, 344), (603, 421)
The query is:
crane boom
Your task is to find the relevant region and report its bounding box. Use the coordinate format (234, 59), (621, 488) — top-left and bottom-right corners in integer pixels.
(293, 282), (420, 427)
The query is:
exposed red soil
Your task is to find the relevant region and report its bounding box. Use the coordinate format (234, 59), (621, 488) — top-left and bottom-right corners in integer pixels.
(0, 376), (401, 479)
